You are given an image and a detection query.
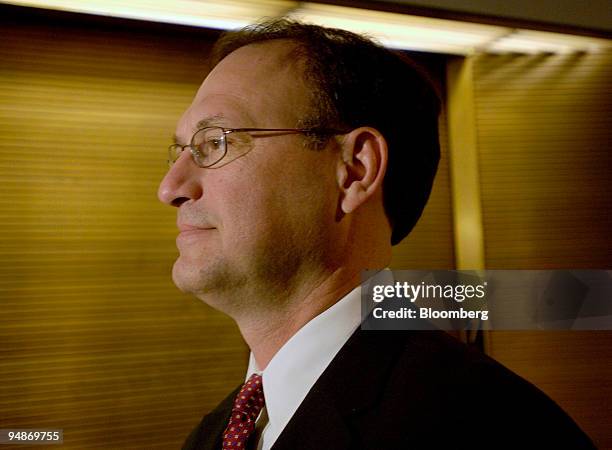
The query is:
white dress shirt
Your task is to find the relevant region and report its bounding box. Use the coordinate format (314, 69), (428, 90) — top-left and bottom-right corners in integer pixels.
(245, 284), (363, 450)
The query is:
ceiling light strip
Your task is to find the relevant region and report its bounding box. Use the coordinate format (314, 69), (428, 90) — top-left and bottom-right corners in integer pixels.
(1, 0), (610, 54)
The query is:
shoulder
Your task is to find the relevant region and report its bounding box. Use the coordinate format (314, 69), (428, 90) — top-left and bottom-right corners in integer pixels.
(356, 329), (596, 448)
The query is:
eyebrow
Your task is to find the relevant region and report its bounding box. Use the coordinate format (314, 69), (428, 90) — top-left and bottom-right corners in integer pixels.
(195, 115), (227, 130)
(172, 115), (227, 144)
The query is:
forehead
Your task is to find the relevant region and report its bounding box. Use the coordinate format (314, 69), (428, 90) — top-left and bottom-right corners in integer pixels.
(181, 40), (311, 134)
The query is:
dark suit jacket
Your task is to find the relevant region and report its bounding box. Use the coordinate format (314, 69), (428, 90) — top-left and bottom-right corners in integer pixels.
(183, 328), (595, 449)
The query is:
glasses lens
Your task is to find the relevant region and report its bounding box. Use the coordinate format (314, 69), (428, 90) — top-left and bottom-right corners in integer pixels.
(192, 127), (226, 167)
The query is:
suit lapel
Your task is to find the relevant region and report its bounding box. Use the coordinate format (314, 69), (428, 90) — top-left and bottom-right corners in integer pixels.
(182, 384), (241, 450)
(270, 327), (409, 450)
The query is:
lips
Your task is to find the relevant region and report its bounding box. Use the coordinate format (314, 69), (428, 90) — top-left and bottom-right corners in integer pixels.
(176, 224), (216, 247)
(177, 223), (215, 232)
(175, 216), (216, 248)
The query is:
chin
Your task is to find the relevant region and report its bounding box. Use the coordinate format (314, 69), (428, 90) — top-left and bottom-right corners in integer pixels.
(171, 259), (198, 294)
(171, 255), (247, 305)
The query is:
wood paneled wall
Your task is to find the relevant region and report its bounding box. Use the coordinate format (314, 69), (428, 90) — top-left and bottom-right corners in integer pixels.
(472, 51), (612, 448)
(474, 52), (612, 269)
(0, 9), (247, 449)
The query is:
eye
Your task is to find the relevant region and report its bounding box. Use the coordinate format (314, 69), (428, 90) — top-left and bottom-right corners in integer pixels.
(206, 137), (223, 151)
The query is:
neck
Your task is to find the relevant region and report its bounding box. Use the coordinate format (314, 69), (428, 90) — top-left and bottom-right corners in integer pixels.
(231, 206), (391, 370)
(234, 265), (365, 370)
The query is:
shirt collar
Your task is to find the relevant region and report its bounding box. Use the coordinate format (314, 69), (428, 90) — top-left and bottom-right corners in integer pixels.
(246, 284), (362, 442)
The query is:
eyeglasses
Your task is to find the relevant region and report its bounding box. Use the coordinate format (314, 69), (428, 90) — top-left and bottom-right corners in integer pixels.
(168, 126), (347, 168)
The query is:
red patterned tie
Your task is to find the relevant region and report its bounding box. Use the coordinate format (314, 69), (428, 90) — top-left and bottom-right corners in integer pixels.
(222, 373), (265, 449)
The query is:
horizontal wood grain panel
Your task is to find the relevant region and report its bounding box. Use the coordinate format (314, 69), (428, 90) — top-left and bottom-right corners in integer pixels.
(473, 51), (612, 448)
(0, 11), (244, 450)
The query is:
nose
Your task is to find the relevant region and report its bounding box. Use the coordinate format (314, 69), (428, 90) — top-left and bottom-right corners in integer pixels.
(158, 150), (203, 207)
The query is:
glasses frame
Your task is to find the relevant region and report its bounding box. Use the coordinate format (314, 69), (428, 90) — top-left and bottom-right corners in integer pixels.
(168, 126), (348, 168)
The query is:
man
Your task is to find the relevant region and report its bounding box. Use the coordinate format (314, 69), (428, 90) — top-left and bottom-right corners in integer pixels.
(158, 19), (594, 450)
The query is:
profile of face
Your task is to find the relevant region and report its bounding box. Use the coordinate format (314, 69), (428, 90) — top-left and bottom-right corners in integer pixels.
(158, 40), (343, 312)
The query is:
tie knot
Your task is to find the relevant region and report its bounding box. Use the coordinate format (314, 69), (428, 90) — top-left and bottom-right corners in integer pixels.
(223, 374), (265, 449)
(233, 373), (265, 416)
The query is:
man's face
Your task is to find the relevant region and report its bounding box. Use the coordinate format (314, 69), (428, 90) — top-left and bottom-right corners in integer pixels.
(158, 41), (341, 310)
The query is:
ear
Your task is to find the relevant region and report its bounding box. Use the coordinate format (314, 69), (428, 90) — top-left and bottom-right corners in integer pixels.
(336, 127), (388, 214)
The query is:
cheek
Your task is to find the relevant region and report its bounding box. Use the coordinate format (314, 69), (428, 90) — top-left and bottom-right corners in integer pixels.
(213, 170), (274, 243)
(214, 148), (339, 247)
